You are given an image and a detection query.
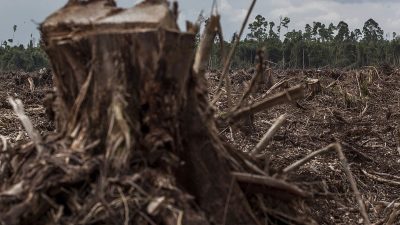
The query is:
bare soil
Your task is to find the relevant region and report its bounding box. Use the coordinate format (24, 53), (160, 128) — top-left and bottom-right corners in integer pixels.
(0, 71), (53, 146)
(1, 67), (400, 224)
(209, 67), (400, 224)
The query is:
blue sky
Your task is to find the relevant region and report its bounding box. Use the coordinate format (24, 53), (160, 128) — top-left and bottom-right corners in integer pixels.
(1, 0), (400, 45)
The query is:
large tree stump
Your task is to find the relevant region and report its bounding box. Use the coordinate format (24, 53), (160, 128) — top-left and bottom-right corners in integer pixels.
(0, 1), (260, 224)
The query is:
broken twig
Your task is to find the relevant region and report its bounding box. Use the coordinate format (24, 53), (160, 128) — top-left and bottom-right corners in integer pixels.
(227, 85), (304, 122)
(281, 143), (337, 175)
(193, 15), (220, 76)
(362, 169), (400, 186)
(250, 114), (287, 156)
(212, 0), (257, 106)
(335, 143), (371, 225)
(235, 50), (267, 109)
(8, 97), (44, 155)
(232, 172), (310, 198)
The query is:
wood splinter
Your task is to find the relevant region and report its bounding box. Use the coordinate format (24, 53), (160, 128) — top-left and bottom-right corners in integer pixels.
(250, 114), (287, 157)
(232, 172), (311, 198)
(226, 85), (304, 123)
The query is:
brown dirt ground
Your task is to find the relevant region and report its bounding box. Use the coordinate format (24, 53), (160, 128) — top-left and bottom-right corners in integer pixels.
(1, 67), (400, 224)
(209, 67), (400, 224)
(0, 71), (53, 147)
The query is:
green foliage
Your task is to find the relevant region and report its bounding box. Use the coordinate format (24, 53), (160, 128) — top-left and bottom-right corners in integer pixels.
(208, 16), (400, 70)
(247, 15), (269, 42)
(0, 43), (49, 72)
(363, 18), (384, 42)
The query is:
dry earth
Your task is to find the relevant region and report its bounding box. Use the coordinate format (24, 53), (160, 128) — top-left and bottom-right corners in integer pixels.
(1, 67), (400, 224)
(209, 67), (400, 224)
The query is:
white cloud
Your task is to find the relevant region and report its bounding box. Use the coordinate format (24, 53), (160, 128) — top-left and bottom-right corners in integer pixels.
(219, 0), (247, 23)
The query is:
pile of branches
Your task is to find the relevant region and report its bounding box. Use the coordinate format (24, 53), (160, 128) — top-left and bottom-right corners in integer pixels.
(0, 1), (315, 225)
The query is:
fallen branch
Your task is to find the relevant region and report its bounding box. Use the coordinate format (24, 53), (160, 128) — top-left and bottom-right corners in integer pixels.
(227, 85), (304, 122)
(250, 114), (287, 156)
(232, 172), (310, 198)
(264, 78), (294, 96)
(8, 97), (44, 155)
(359, 102), (368, 118)
(356, 72), (362, 98)
(361, 169), (400, 186)
(335, 144), (371, 225)
(0, 135), (7, 152)
(376, 201), (400, 208)
(386, 204), (400, 225)
(341, 141), (374, 162)
(371, 171), (400, 181)
(281, 143), (337, 175)
(193, 15), (219, 76)
(0, 135), (9, 177)
(235, 50), (267, 109)
(364, 66), (381, 80)
(212, 0), (257, 105)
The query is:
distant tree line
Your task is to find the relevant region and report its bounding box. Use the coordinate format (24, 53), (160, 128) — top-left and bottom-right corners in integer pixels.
(209, 16), (400, 69)
(2, 17), (399, 71)
(0, 25), (49, 72)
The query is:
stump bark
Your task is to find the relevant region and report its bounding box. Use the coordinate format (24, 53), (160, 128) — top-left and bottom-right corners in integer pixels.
(0, 1), (260, 224)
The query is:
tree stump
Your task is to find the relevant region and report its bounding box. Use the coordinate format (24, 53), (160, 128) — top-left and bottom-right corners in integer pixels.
(305, 78), (321, 96)
(0, 1), (260, 225)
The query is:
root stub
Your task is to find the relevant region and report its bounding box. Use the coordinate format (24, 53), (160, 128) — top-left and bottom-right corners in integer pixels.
(0, 1), (313, 225)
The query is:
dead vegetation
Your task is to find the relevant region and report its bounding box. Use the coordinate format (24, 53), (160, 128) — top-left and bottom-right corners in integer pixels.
(0, 0), (400, 225)
(208, 65), (400, 224)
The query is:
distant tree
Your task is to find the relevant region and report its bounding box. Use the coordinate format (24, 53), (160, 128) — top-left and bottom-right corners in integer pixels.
(304, 24), (312, 40)
(318, 24), (330, 42)
(312, 22), (324, 41)
(28, 34), (34, 49)
(12, 25), (17, 40)
(268, 21), (278, 39)
(234, 17), (400, 69)
(247, 15), (268, 42)
(363, 18), (384, 42)
(335, 21), (350, 42)
(327, 23), (336, 41)
(277, 16), (290, 39)
(350, 29), (362, 41)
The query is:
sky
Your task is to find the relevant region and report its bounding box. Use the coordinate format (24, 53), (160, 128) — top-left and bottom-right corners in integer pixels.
(2, 0), (400, 45)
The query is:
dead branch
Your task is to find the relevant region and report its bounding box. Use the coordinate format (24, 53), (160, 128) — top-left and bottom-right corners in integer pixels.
(356, 72), (362, 98)
(376, 201), (400, 208)
(227, 85), (304, 122)
(193, 15), (219, 76)
(212, 0), (257, 106)
(371, 171), (400, 181)
(28, 77), (35, 92)
(235, 50), (267, 109)
(386, 204), (400, 225)
(335, 144), (371, 225)
(361, 169), (400, 186)
(281, 143), (337, 175)
(118, 187), (130, 225)
(264, 78), (294, 96)
(0, 135), (8, 177)
(244, 159), (268, 176)
(359, 102), (368, 118)
(8, 97), (44, 155)
(250, 114), (287, 156)
(232, 172), (311, 198)
(0, 135), (7, 152)
(364, 66), (381, 80)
